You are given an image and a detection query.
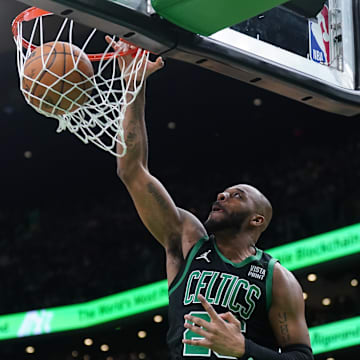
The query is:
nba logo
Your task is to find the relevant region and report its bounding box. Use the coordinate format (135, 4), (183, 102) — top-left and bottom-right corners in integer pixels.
(309, 5), (330, 65)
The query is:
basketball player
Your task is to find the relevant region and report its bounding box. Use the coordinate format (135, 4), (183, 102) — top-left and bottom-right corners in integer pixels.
(106, 37), (314, 360)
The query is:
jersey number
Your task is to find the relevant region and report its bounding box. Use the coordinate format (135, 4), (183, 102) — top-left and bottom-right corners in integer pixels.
(183, 311), (246, 358)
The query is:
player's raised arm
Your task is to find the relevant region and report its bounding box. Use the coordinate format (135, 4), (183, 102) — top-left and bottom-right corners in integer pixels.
(106, 37), (206, 256)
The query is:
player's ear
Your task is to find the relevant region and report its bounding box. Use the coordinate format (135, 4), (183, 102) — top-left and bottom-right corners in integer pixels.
(250, 215), (265, 228)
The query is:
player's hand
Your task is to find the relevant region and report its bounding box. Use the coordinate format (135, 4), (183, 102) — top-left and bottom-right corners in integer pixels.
(183, 294), (246, 358)
(105, 35), (164, 85)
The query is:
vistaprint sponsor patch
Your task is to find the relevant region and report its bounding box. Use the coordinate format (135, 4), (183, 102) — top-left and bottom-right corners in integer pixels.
(247, 265), (266, 280)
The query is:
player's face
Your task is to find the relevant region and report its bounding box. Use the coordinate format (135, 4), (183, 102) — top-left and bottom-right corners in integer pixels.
(204, 186), (254, 233)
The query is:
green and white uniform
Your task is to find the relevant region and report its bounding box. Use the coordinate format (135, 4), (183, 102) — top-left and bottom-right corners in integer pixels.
(167, 235), (279, 359)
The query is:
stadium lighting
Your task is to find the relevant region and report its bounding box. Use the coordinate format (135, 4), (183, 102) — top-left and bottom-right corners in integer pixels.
(153, 315), (163, 323)
(84, 338), (93, 346)
(137, 330), (147, 339)
(25, 346), (35, 354)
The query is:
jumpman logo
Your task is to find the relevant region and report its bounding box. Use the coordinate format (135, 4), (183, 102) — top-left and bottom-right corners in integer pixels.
(196, 250), (212, 263)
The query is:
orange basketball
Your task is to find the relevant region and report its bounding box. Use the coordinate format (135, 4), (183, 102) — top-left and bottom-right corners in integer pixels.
(22, 41), (94, 115)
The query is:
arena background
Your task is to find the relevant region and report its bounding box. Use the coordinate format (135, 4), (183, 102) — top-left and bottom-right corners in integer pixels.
(0, 1), (359, 359)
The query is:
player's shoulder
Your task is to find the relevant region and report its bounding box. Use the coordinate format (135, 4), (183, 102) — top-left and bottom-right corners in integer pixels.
(273, 262), (299, 286)
(178, 208), (207, 239)
(166, 208), (207, 259)
(272, 262), (303, 304)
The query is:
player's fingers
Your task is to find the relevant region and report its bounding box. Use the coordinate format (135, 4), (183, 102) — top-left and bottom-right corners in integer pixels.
(184, 321), (210, 338)
(105, 36), (134, 70)
(198, 294), (220, 321)
(155, 56), (165, 68)
(105, 35), (130, 54)
(105, 35), (112, 44)
(219, 312), (240, 325)
(105, 35), (122, 55)
(182, 338), (211, 348)
(150, 57), (164, 71)
(146, 57), (165, 76)
(184, 314), (212, 331)
(105, 35), (117, 49)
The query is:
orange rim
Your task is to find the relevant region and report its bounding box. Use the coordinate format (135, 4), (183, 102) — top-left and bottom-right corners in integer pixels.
(12, 7), (141, 62)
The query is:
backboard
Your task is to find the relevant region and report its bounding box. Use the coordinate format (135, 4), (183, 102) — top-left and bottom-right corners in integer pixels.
(15, 0), (360, 116)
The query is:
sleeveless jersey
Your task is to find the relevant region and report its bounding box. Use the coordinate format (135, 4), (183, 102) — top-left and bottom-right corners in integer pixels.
(167, 235), (279, 360)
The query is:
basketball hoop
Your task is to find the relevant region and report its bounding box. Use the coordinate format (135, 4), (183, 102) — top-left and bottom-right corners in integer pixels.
(12, 7), (150, 157)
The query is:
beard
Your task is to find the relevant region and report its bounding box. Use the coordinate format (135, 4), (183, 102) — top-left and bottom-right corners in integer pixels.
(204, 210), (250, 234)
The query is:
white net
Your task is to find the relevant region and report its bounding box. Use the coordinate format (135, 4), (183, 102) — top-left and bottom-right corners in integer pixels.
(13, 8), (150, 157)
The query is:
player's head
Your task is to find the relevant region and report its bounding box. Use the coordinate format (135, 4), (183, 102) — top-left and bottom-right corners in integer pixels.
(204, 184), (272, 241)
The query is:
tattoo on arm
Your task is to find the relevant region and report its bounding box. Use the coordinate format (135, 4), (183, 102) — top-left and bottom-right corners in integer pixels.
(278, 312), (290, 344)
(147, 183), (169, 211)
(126, 131), (137, 147)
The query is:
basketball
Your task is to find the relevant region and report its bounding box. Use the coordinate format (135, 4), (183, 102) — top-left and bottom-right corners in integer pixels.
(22, 41), (94, 115)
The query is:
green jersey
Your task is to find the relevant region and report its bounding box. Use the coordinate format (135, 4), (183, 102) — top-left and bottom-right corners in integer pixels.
(167, 235), (279, 359)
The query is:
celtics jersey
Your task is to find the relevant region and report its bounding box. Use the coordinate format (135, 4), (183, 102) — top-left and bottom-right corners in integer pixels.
(167, 235), (279, 359)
